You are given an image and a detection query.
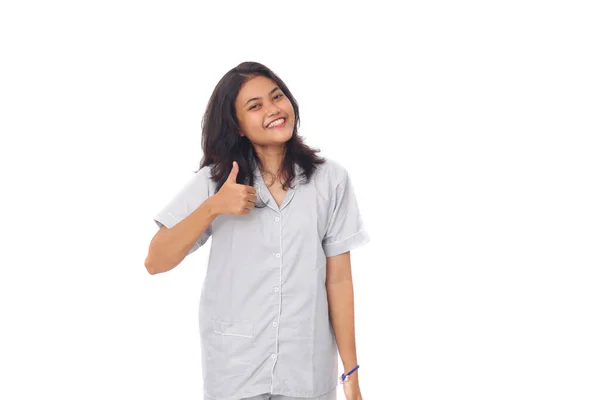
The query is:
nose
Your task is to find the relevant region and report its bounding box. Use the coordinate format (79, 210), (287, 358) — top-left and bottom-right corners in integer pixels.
(266, 103), (282, 117)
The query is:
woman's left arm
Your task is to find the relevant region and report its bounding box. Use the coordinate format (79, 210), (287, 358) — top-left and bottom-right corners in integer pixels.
(326, 251), (363, 399)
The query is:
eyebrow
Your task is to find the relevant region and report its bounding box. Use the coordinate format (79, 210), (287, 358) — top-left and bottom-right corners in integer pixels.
(244, 87), (281, 106)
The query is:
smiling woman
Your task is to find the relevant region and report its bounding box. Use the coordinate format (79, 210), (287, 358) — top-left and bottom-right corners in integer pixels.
(146, 61), (370, 400)
(234, 75), (297, 195)
(199, 61), (325, 195)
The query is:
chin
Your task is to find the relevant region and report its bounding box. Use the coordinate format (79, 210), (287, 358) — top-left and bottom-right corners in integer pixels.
(282, 131), (294, 143)
(266, 128), (293, 141)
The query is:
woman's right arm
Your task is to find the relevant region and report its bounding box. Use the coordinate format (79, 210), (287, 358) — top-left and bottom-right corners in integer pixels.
(144, 195), (221, 274)
(145, 161), (256, 274)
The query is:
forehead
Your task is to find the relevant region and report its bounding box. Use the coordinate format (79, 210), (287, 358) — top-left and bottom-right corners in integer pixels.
(237, 76), (279, 103)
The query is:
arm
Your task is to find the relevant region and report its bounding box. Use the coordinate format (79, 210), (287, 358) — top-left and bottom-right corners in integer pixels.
(145, 162), (257, 275)
(144, 195), (220, 274)
(326, 251), (362, 394)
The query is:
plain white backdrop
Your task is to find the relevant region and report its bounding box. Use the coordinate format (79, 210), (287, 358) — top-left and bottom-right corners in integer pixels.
(1, 1), (599, 399)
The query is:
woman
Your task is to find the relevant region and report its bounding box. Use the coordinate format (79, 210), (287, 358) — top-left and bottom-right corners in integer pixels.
(145, 61), (370, 400)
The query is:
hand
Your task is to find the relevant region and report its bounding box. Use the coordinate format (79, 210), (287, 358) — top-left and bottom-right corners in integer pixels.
(342, 378), (363, 400)
(213, 161), (257, 215)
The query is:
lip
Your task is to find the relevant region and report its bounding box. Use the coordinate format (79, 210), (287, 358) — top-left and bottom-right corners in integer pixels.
(265, 116), (287, 129)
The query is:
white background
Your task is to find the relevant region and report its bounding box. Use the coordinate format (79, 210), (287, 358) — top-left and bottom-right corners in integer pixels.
(1, 1), (599, 399)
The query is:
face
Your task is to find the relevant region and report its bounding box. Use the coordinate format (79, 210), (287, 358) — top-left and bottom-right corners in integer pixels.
(235, 75), (295, 147)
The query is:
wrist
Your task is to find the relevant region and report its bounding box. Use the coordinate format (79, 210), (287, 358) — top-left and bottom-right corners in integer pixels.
(206, 195), (222, 217)
(344, 372), (359, 384)
(340, 364), (360, 384)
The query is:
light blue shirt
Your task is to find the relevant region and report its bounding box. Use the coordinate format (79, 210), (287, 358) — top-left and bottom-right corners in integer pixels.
(153, 159), (370, 400)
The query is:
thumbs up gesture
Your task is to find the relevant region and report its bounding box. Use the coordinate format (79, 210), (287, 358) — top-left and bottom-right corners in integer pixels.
(214, 161), (258, 215)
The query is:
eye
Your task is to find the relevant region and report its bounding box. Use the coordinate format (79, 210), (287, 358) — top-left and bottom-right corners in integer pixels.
(249, 104), (260, 110)
(274, 93), (284, 100)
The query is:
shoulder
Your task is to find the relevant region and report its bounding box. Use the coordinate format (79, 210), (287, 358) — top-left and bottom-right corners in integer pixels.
(197, 164), (212, 178)
(313, 158), (349, 188)
(183, 164), (214, 193)
(198, 164), (217, 191)
(184, 165), (211, 184)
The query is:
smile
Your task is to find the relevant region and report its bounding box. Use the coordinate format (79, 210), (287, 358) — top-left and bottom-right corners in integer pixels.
(266, 118), (286, 129)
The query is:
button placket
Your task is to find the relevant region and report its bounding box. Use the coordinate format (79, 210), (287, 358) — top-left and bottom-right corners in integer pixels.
(271, 210), (282, 369)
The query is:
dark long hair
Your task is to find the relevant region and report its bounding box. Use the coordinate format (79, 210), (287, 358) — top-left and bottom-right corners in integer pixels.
(196, 61), (325, 197)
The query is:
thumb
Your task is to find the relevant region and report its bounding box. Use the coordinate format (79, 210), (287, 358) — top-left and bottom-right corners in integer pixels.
(227, 161), (239, 184)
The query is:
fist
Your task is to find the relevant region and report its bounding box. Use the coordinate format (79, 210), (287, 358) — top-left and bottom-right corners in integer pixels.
(214, 161), (258, 215)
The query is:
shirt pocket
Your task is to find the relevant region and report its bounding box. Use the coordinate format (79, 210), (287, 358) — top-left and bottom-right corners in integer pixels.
(212, 319), (255, 367)
(213, 319), (254, 338)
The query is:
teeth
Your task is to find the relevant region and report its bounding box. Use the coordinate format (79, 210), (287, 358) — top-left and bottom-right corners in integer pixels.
(267, 118), (285, 128)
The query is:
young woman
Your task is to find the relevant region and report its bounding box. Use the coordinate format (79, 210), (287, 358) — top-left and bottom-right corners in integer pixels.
(145, 62), (370, 400)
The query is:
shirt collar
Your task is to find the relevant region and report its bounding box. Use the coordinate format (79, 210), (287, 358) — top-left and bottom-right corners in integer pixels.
(252, 162), (302, 186)
(253, 162), (302, 211)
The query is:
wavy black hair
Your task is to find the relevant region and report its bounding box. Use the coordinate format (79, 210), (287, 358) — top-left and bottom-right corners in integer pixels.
(196, 61), (325, 200)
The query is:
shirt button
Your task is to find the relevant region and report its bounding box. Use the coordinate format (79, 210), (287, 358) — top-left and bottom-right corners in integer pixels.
(271, 354), (277, 359)
(274, 287), (279, 292)
(275, 253), (281, 258)
(275, 217), (280, 222)
(272, 322), (278, 327)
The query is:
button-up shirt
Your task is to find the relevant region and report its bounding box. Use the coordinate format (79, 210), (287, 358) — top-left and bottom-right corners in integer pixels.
(153, 159), (370, 400)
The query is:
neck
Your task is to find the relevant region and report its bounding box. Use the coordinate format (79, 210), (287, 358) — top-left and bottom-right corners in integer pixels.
(255, 144), (286, 174)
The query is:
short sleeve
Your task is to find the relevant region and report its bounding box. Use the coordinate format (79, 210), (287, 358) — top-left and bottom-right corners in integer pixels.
(322, 167), (370, 257)
(153, 166), (213, 256)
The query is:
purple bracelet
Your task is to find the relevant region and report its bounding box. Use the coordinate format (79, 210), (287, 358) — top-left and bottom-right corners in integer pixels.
(340, 364), (360, 384)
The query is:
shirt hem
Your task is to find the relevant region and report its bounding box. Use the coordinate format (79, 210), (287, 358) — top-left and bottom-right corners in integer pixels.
(203, 383), (271, 400)
(203, 383), (338, 400)
(271, 384), (338, 398)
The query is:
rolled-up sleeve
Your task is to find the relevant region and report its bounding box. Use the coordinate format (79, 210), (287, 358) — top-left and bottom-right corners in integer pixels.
(153, 166), (213, 256)
(322, 168), (370, 257)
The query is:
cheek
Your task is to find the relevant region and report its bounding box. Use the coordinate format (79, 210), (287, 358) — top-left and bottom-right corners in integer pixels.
(243, 114), (265, 135)
(285, 99), (294, 112)
(253, 114), (266, 130)
(283, 101), (295, 121)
